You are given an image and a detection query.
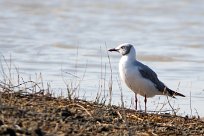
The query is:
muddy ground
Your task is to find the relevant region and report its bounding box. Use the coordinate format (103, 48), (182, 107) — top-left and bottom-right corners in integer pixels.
(0, 92), (204, 136)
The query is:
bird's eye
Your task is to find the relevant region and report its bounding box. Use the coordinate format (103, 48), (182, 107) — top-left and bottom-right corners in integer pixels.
(121, 46), (125, 49)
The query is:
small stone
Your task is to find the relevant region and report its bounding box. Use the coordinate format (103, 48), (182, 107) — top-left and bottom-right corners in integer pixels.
(0, 120), (3, 126)
(61, 109), (72, 118)
(6, 128), (16, 136)
(35, 128), (45, 136)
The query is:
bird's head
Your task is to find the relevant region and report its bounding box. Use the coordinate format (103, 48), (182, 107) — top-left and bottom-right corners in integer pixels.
(108, 43), (134, 56)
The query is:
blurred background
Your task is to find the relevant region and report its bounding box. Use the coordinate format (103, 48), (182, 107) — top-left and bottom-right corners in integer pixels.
(0, 0), (204, 116)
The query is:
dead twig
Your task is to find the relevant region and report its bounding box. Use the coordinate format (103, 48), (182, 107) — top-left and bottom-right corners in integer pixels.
(68, 103), (93, 118)
(166, 95), (176, 116)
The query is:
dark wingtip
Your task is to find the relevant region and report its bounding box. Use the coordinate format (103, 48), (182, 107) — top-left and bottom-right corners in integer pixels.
(176, 92), (185, 97)
(166, 88), (185, 97)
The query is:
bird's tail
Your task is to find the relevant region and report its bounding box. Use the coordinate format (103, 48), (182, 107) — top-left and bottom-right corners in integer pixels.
(166, 87), (185, 97)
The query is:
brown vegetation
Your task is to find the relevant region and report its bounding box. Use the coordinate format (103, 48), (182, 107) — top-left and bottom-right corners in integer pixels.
(0, 91), (204, 136)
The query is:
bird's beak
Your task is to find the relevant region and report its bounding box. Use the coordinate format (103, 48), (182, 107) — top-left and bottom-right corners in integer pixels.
(108, 48), (118, 52)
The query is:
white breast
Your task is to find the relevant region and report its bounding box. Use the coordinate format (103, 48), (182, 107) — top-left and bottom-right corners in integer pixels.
(119, 57), (162, 98)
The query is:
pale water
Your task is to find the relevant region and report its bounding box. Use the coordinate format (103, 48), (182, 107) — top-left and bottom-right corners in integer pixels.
(0, 0), (204, 116)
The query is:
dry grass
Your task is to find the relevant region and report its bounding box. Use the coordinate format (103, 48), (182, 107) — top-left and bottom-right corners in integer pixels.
(0, 51), (203, 135)
(1, 92), (204, 136)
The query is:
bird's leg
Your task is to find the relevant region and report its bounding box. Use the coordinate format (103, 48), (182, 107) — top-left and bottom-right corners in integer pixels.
(144, 94), (147, 113)
(135, 93), (137, 110)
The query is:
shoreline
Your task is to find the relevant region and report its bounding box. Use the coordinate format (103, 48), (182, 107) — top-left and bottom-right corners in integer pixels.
(0, 92), (204, 135)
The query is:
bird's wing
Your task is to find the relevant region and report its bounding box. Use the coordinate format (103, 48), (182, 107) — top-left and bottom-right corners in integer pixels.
(137, 61), (165, 92)
(137, 61), (185, 97)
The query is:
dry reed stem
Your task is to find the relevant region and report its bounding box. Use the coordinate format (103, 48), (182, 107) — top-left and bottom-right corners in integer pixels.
(105, 44), (113, 106)
(67, 103), (93, 118)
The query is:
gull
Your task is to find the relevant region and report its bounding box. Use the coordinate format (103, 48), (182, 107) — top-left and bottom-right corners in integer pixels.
(108, 43), (185, 112)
